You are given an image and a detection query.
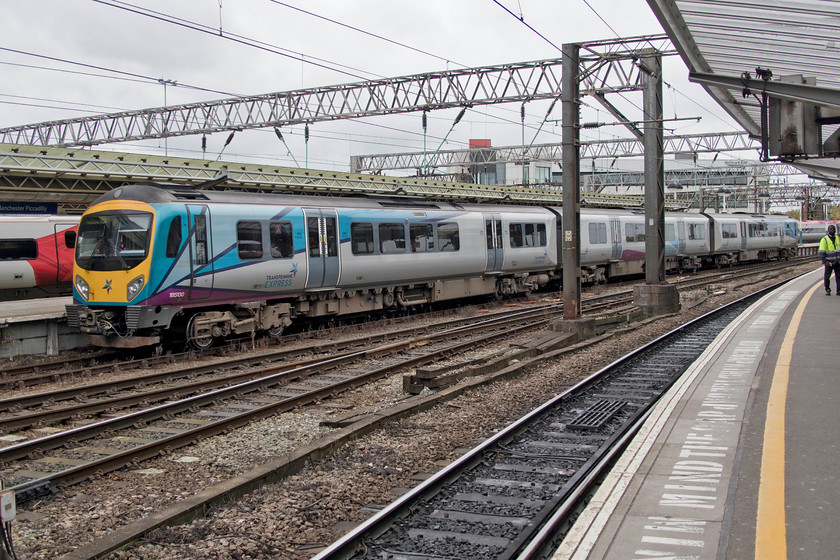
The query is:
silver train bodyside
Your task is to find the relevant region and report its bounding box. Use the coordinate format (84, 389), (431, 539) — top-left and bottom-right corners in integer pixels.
(799, 220), (838, 243)
(65, 185), (798, 348)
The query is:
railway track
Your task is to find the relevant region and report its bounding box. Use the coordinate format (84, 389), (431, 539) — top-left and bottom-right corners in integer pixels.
(309, 284), (773, 560)
(1, 303), (565, 503)
(3, 265), (813, 560)
(2, 256), (810, 391)
(0, 303), (562, 430)
(0, 262), (808, 505)
(0, 299), (525, 391)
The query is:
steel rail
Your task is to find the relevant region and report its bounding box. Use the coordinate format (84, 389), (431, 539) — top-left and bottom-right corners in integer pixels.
(0, 299), (557, 389)
(4, 307), (557, 502)
(310, 281), (782, 560)
(0, 301), (558, 410)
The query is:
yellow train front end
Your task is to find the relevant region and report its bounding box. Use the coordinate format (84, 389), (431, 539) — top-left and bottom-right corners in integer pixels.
(68, 197), (157, 347)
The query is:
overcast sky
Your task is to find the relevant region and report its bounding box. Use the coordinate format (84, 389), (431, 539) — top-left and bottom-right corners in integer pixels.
(0, 0), (747, 174)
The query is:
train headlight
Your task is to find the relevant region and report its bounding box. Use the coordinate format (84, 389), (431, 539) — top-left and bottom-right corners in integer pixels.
(126, 275), (145, 301)
(75, 275), (90, 301)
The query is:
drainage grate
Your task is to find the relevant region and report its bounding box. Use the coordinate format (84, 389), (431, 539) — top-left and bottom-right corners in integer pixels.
(568, 399), (625, 430)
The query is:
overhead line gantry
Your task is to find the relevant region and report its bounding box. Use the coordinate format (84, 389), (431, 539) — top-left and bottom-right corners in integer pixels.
(0, 35), (674, 148)
(350, 131), (759, 173)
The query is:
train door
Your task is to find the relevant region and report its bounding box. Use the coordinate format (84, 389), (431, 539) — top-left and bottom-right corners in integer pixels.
(54, 222), (75, 284)
(484, 214), (503, 272)
(187, 205), (213, 300)
(676, 219), (686, 254)
(610, 218), (622, 260)
(304, 209), (339, 289)
(740, 221), (748, 251)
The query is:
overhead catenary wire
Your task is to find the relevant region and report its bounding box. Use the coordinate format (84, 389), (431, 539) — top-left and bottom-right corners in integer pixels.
(91, 0), (377, 81)
(0, 46), (240, 98)
(1, 1), (574, 165)
(0, 4), (548, 159)
(577, 0), (737, 130)
(1, 0), (640, 174)
(268, 0), (466, 69)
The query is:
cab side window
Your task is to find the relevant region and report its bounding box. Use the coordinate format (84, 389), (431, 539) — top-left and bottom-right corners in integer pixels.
(166, 216), (182, 258)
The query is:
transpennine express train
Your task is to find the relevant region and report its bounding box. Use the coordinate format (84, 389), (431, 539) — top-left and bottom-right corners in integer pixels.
(0, 214), (79, 300)
(64, 183), (799, 349)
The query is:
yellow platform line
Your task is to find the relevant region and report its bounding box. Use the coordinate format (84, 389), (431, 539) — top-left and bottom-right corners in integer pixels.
(755, 281), (820, 558)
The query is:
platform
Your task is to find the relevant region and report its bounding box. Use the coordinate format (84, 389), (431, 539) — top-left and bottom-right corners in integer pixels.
(555, 268), (838, 559)
(0, 296), (86, 358)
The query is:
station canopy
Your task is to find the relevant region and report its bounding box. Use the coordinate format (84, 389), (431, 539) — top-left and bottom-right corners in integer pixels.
(647, 0), (840, 187)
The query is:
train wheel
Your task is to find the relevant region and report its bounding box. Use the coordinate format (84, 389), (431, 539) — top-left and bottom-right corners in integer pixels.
(187, 315), (214, 350)
(493, 282), (504, 302)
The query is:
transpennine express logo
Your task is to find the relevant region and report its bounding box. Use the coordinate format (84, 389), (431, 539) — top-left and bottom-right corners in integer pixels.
(102, 279), (113, 294)
(260, 264), (298, 289)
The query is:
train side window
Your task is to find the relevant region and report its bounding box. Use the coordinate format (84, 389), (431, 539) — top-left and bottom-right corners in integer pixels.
(588, 222), (607, 244)
(237, 220), (263, 259)
(748, 223), (766, 237)
(325, 217), (338, 257)
(509, 224), (523, 248)
(410, 223), (434, 252)
(524, 224), (535, 247)
(0, 239), (37, 260)
(269, 221), (293, 258)
(721, 224), (738, 239)
(351, 223), (374, 254)
(687, 223), (706, 241)
(524, 224), (538, 247)
(379, 223), (405, 254)
(625, 223), (645, 243)
(65, 230), (76, 249)
(166, 216), (182, 258)
(536, 223), (547, 246)
(485, 220), (502, 250)
(438, 222), (459, 251)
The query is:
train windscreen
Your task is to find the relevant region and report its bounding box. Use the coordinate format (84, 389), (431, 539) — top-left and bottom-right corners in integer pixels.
(75, 210), (153, 271)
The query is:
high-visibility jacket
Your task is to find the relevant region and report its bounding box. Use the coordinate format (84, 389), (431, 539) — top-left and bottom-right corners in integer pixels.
(819, 234), (840, 265)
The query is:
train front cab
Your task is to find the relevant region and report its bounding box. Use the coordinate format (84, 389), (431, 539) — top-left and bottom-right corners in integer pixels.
(66, 199), (159, 347)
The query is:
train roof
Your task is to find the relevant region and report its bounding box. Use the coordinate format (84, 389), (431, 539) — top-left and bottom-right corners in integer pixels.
(91, 183), (555, 214)
(0, 214), (80, 223)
